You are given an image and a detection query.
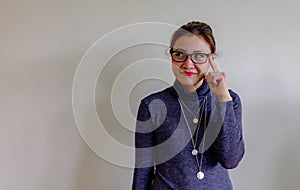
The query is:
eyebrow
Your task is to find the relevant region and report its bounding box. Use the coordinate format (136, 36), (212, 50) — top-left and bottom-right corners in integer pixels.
(173, 48), (207, 53)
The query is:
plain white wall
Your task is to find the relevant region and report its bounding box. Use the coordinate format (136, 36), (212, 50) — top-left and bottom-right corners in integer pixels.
(1, 0), (300, 189)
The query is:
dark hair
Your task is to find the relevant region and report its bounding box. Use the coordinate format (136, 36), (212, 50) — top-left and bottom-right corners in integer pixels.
(170, 21), (216, 53)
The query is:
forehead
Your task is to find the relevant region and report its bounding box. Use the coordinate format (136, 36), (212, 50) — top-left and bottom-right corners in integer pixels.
(173, 34), (211, 53)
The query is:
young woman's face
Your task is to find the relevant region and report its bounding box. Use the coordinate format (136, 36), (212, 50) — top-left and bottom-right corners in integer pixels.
(171, 34), (212, 88)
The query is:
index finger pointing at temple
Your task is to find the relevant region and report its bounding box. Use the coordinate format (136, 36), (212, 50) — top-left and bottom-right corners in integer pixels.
(209, 55), (221, 72)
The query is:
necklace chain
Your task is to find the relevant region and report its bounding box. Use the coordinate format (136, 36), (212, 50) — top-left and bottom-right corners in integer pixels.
(178, 97), (207, 180)
(179, 99), (202, 123)
(178, 99), (202, 124)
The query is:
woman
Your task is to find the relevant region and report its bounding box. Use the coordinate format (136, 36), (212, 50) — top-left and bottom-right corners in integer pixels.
(132, 21), (245, 190)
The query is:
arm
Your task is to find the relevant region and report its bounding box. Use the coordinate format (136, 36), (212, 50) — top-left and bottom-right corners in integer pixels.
(132, 100), (155, 190)
(213, 91), (245, 169)
(204, 56), (245, 169)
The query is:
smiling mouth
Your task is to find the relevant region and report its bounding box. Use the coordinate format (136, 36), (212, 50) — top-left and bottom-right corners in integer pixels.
(183, 71), (197, 76)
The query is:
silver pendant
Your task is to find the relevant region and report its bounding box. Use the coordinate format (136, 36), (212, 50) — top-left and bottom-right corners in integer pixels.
(193, 118), (198, 124)
(197, 171), (205, 180)
(192, 149), (198, 156)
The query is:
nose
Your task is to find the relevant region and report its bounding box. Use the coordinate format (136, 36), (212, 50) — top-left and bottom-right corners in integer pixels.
(182, 55), (195, 69)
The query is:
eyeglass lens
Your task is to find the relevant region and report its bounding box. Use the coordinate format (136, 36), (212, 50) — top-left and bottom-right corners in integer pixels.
(171, 51), (209, 64)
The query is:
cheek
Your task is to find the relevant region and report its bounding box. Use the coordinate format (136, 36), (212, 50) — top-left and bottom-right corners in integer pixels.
(171, 63), (182, 80)
(171, 61), (182, 67)
(171, 63), (179, 74)
(196, 64), (209, 73)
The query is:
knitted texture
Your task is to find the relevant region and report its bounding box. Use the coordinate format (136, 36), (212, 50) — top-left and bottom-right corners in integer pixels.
(132, 80), (245, 190)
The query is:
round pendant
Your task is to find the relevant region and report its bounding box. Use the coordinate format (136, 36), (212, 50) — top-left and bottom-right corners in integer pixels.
(193, 118), (198, 124)
(197, 171), (205, 180)
(192, 149), (198, 156)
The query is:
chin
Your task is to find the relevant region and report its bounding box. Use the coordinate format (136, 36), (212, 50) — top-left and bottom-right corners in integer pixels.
(178, 77), (199, 86)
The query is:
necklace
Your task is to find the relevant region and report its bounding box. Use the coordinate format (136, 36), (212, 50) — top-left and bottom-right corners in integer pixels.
(178, 99), (202, 124)
(178, 98), (207, 180)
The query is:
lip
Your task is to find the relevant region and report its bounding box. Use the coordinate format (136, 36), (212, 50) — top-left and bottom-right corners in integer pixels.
(183, 71), (197, 77)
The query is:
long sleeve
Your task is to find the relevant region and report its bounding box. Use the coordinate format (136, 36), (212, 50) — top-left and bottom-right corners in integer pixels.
(212, 91), (245, 169)
(131, 83), (242, 189)
(132, 100), (155, 190)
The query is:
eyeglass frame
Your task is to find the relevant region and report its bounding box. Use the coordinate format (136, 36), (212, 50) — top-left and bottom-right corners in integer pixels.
(169, 48), (214, 64)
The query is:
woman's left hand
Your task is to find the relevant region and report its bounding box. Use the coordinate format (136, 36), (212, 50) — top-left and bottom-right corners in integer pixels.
(205, 56), (232, 102)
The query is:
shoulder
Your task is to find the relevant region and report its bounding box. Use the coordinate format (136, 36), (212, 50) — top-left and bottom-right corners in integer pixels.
(136, 87), (176, 120)
(229, 89), (241, 99)
(228, 89), (240, 100)
(228, 89), (243, 108)
(140, 86), (175, 105)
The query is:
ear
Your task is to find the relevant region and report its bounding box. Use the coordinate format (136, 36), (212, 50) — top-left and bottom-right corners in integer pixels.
(212, 53), (217, 60)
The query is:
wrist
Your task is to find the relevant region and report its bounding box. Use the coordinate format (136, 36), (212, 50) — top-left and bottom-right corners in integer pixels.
(218, 94), (232, 102)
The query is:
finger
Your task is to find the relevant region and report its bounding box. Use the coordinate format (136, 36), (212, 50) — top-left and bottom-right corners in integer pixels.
(206, 72), (217, 86)
(213, 75), (223, 86)
(209, 83), (217, 88)
(205, 71), (213, 83)
(207, 72), (224, 85)
(208, 55), (221, 73)
(194, 64), (206, 78)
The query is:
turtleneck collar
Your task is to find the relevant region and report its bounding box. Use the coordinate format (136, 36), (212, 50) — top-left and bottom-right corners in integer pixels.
(171, 79), (210, 101)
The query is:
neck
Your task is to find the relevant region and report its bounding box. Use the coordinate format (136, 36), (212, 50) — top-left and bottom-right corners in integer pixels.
(183, 79), (203, 93)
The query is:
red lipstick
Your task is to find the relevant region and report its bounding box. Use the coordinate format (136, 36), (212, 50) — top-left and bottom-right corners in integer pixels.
(184, 71), (197, 76)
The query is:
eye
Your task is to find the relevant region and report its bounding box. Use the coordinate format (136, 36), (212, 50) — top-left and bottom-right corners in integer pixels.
(193, 53), (206, 59)
(174, 51), (185, 57)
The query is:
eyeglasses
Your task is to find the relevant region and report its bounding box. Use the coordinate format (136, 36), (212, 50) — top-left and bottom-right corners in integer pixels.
(169, 48), (213, 64)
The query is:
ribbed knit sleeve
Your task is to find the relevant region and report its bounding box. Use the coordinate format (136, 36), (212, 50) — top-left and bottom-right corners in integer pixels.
(132, 100), (155, 190)
(213, 90), (245, 169)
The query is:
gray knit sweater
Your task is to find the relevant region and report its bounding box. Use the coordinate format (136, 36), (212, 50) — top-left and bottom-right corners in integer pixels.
(132, 80), (245, 190)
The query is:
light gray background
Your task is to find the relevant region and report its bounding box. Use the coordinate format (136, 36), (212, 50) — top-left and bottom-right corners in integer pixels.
(1, 0), (300, 189)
